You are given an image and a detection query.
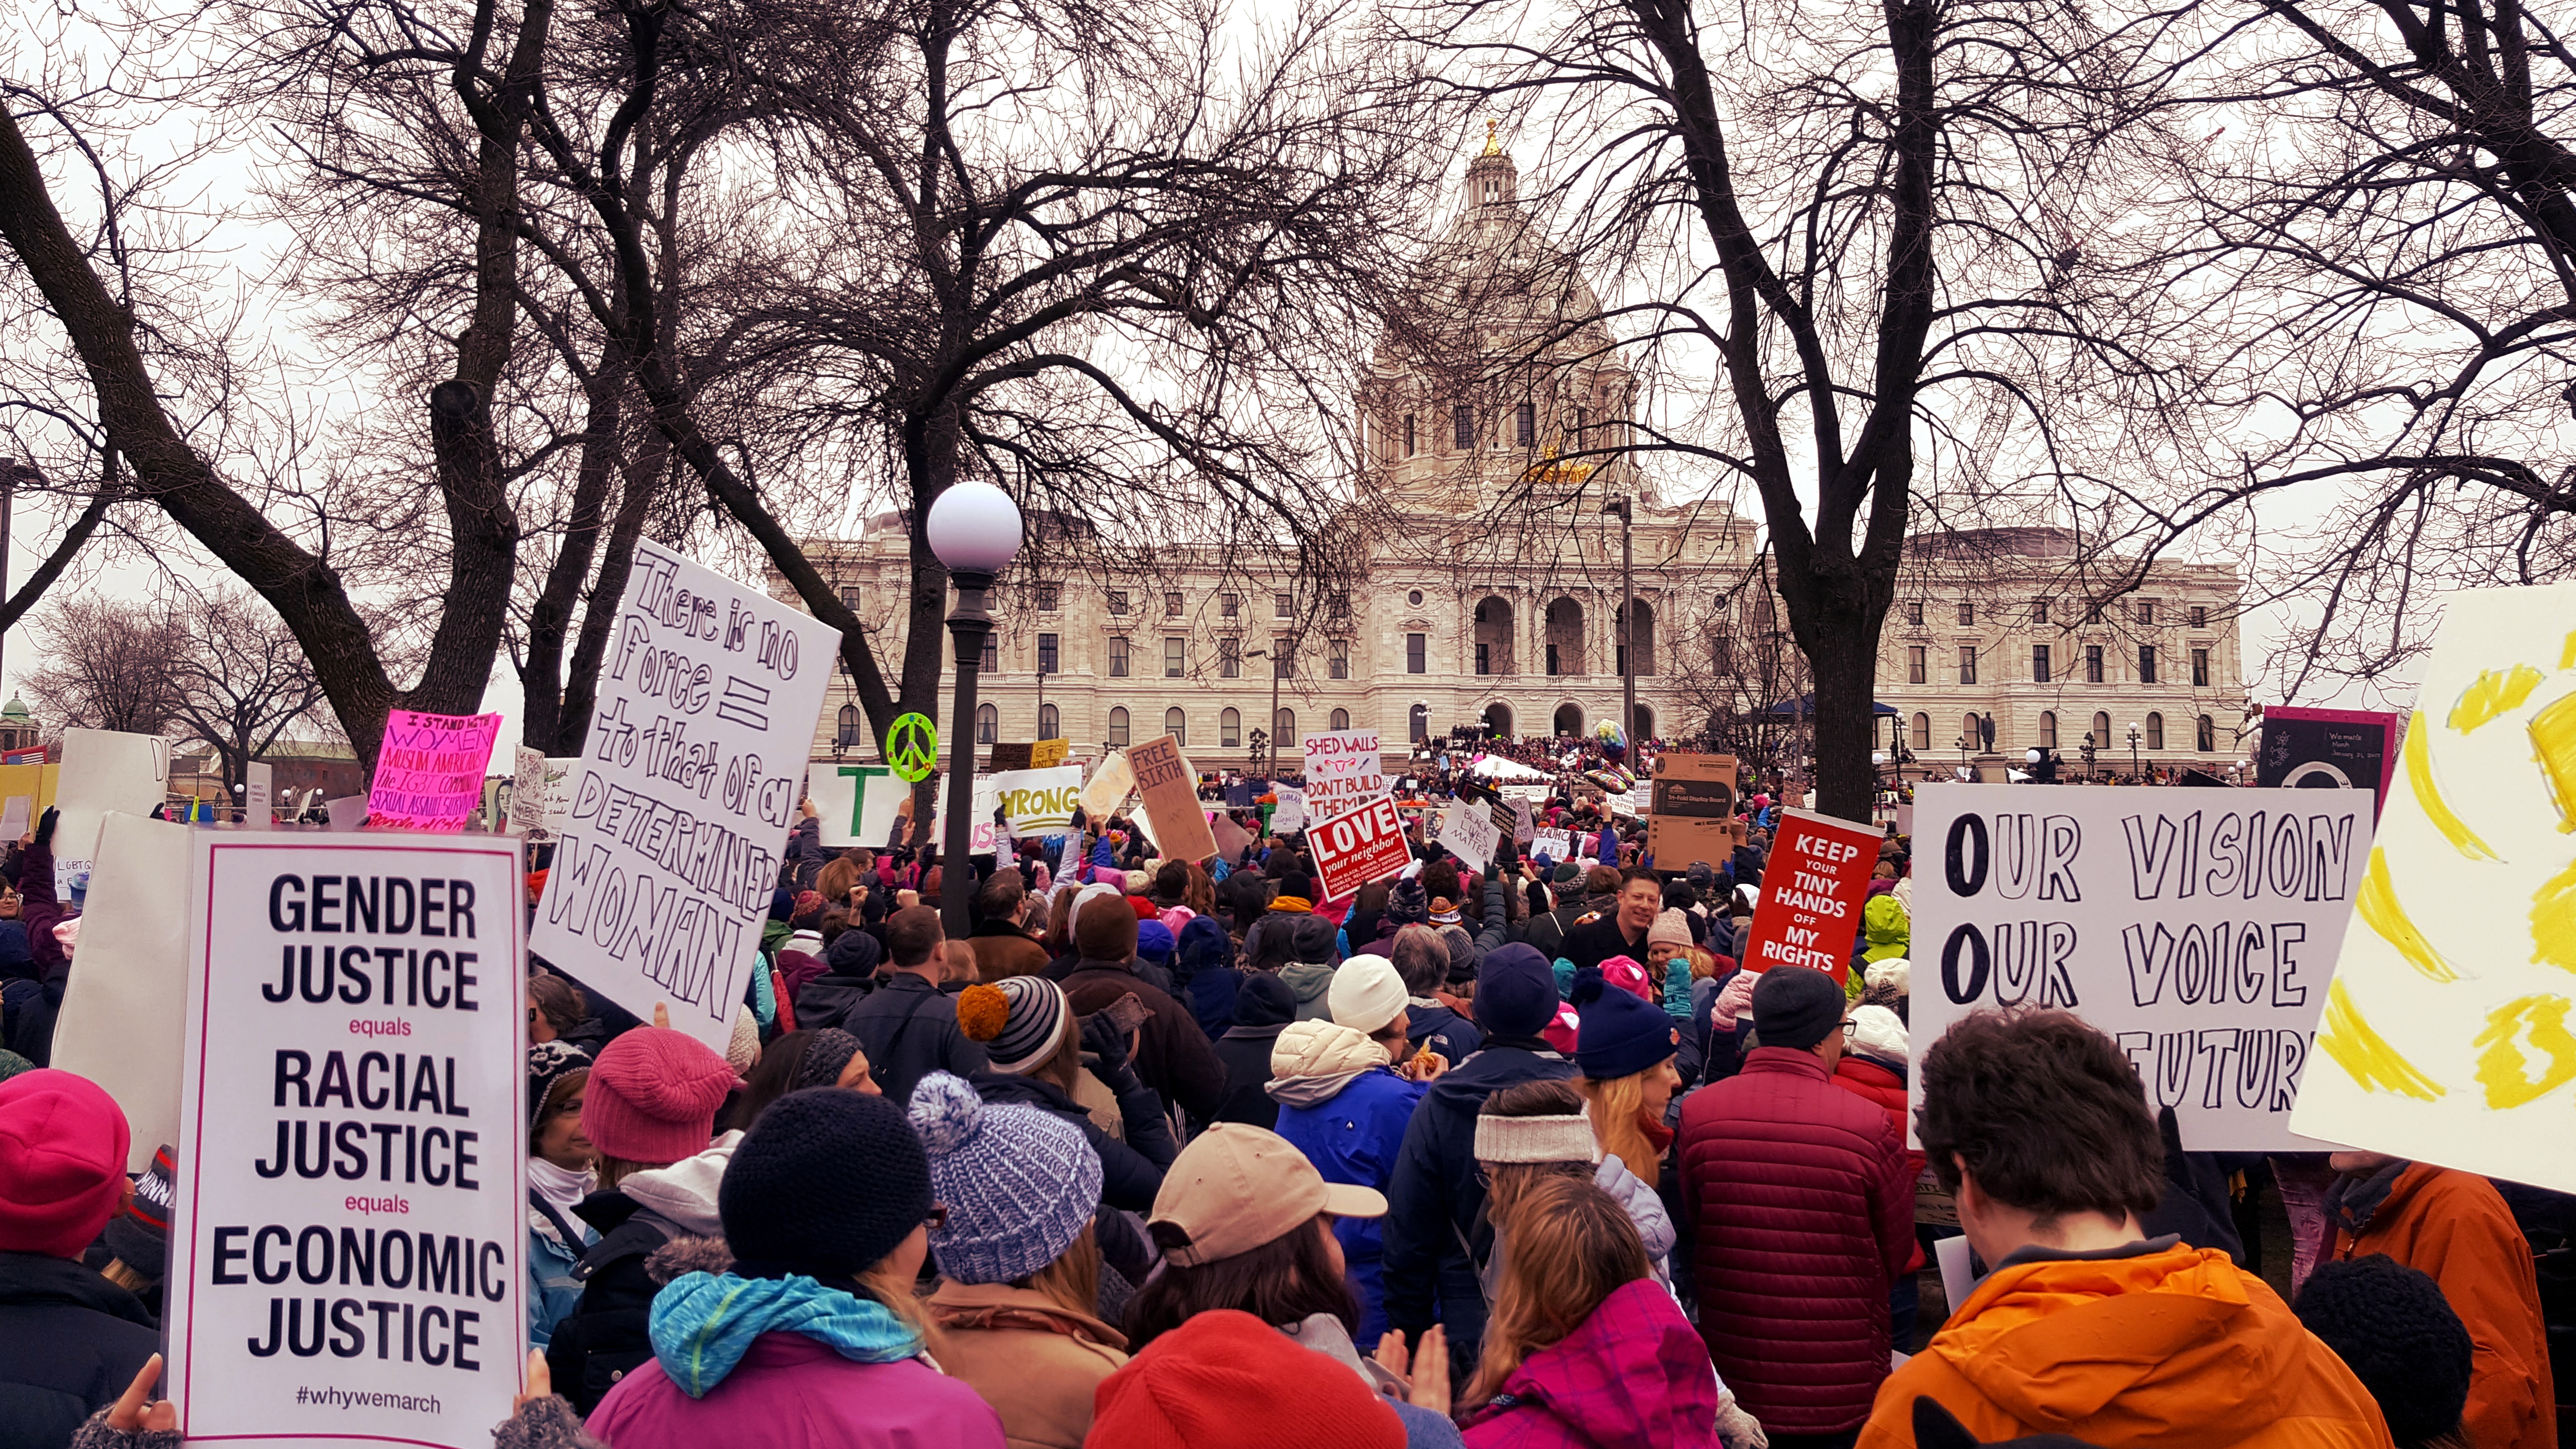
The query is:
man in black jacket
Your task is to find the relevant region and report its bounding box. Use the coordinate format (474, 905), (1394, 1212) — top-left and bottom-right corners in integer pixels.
(1209, 971), (1297, 1129)
(792, 925), (883, 1031)
(1524, 863), (1623, 962)
(845, 905), (988, 1106)
(1563, 868), (1665, 972)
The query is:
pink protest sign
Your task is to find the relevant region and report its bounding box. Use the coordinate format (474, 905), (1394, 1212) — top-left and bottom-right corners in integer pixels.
(367, 709), (503, 832)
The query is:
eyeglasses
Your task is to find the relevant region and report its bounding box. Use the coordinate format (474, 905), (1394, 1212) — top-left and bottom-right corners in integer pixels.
(923, 1205), (949, 1232)
(1841, 1019), (1859, 1037)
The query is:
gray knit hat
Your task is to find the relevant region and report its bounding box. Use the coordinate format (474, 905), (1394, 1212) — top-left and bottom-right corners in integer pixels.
(957, 976), (1071, 1075)
(793, 1029), (864, 1090)
(907, 1072), (1102, 1284)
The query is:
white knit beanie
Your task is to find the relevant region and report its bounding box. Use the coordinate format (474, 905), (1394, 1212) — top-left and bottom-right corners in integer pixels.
(1473, 1107), (1601, 1165)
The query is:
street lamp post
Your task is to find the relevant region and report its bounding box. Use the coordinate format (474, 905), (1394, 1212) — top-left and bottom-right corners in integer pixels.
(2126, 721), (2142, 779)
(926, 481), (1024, 941)
(1603, 494), (1634, 747)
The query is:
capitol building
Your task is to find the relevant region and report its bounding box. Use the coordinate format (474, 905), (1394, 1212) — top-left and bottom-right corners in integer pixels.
(789, 140), (2253, 779)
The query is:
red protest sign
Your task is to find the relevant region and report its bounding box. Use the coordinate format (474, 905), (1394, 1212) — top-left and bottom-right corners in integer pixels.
(1740, 807), (1883, 985)
(1307, 794), (1412, 902)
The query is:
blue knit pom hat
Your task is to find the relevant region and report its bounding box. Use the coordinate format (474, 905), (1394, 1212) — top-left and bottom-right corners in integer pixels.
(907, 1072), (1102, 1284)
(1569, 966), (1678, 1081)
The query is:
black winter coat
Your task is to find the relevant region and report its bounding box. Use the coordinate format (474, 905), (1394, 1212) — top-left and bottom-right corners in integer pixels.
(1209, 1023), (1286, 1129)
(843, 971), (988, 1106)
(544, 1191), (671, 1416)
(0, 1251), (159, 1449)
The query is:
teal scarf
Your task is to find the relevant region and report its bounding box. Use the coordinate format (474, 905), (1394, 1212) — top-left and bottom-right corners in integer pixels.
(648, 1272), (921, 1398)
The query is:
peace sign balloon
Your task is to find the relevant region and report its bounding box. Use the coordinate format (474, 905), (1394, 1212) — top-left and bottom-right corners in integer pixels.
(886, 712), (940, 782)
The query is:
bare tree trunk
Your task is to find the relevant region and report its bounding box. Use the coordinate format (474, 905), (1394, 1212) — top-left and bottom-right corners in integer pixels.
(552, 423), (662, 756)
(520, 336), (627, 750)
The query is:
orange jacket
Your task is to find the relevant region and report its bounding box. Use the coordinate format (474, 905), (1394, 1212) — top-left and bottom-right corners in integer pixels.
(1855, 1240), (2393, 1449)
(2332, 1163), (2558, 1449)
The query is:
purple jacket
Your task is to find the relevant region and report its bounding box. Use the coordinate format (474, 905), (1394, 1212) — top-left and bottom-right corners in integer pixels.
(585, 1332), (1005, 1449)
(1459, 1279), (1720, 1449)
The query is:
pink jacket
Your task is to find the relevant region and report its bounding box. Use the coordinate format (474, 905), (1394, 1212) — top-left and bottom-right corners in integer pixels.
(584, 1332), (1004, 1449)
(1460, 1279), (1720, 1449)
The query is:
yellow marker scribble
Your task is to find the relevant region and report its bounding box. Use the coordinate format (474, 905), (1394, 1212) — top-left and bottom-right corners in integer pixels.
(2450, 665), (2544, 732)
(2317, 978), (2448, 1101)
(2472, 996), (2576, 1109)
(2533, 692), (2576, 836)
(2561, 631), (2576, 670)
(2359, 847), (2460, 982)
(2536, 858), (2576, 974)
(2405, 711), (2499, 860)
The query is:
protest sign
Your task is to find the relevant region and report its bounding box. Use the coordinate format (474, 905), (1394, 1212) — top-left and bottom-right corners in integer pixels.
(167, 830), (527, 1446)
(1300, 729), (1385, 814)
(988, 741), (1034, 772)
(1308, 794), (1412, 902)
(1512, 797), (1536, 845)
(1211, 811), (1255, 863)
(49, 812), (193, 1171)
(507, 748), (578, 838)
(1129, 735), (1220, 863)
(2256, 707), (2401, 819)
(1437, 799), (1501, 873)
(811, 762), (905, 848)
(1079, 750), (1135, 820)
(368, 711), (503, 832)
(327, 796), (370, 830)
(55, 726), (171, 895)
(929, 776), (1003, 854)
(988, 765), (1084, 837)
(0, 796), (27, 839)
(1647, 753), (1740, 869)
(1030, 738), (1070, 769)
(2288, 582), (2576, 1189)
(1532, 827), (1573, 862)
(245, 761), (273, 829)
(2, 745), (44, 766)
(1272, 784), (1307, 834)
(1911, 783), (2368, 1152)
(1740, 808), (1882, 985)
(531, 540), (837, 1054)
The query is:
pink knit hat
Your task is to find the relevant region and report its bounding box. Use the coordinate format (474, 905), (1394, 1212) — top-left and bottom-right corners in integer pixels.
(581, 1028), (735, 1164)
(0, 1069), (129, 1257)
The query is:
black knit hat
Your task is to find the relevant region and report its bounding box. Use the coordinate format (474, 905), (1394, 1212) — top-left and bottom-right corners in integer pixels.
(1751, 965), (1844, 1051)
(1231, 972), (1297, 1028)
(526, 1041), (592, 1134)
(720, 1088), (933, 1281)
(2294, 1254), (2473, 1449)
(1385, 877), (1430, 925)
(792, 1029), (864, 1090)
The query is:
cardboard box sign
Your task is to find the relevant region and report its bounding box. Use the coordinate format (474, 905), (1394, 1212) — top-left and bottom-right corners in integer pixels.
(1308, 794), (1413, 902)
(1128, 735), (1220, 863)
(1647, 753), (1742, 869)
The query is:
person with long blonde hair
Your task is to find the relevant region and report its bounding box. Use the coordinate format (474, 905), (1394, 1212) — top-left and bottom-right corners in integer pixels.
(1459, 1175), (1721, 1448)
(1567, 962), (1684, 1187)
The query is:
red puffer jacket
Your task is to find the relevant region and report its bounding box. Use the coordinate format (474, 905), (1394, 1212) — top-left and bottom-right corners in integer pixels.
(1831, 1054), (1926, 1274)
(1678, 1046), (1914, 1436)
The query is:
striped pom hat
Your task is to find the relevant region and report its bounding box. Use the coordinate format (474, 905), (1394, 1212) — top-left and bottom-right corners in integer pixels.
(957, 975), (1071, 1074)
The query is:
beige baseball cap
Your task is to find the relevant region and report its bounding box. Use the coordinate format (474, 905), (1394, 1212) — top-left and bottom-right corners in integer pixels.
(1148, 1124), (1386, 1267)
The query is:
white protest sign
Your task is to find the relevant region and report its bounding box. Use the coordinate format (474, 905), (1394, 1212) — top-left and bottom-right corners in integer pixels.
(507, 748), (579, 838)
(531, 540), (837, 1054)
(55, 726), (171, 894)
(168, 830), (527, 1446)
(989, 765), (1084, 837)
(1300, 730), (1385, 815)
(1272, 785), (1306, 834)
(1532, 828), (1573, 862)
(1909, 784), (2369, 1151)
(0, 796), (27, 839)
(1079, 750), (1135, 820)
(1437, 799), (1501, 873)
(49, 812), (193, 1171)
(929, 775), (1004, 855)
(2289, 581), (2576, 1191)
(1513, 797), (1536, 844)
(245, 761), (273, 829)
(811, 760), (906, 848)
(326, 795), (370, 831)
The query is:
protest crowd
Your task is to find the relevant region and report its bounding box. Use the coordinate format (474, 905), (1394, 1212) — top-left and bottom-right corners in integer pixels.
(0, 742), (2567, 1449)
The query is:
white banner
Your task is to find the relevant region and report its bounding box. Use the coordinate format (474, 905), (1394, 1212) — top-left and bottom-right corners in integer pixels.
(1532, 828), (1573, 863)
(531, 541), (838, 1054)
(1272, 784), (1306, 834)
(49, 812), (193, 1171)
(1437, 799), (1501, 873)
(55, 726), (171, 895)
(810, 760), (906, 848)
(989, 765), (1084, 837)
(1908, 784), (2369, 1151)
(928, 776), (1003, 856)
(1300, 729), (1385, 814)
(508, 747), (579, 839)
(167, 831), (527, 1447)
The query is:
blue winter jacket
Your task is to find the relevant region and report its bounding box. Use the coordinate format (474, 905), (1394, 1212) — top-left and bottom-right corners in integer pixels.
(1376, 1041), (1578, 1371)
(1271, 1066), (1424, 1344)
